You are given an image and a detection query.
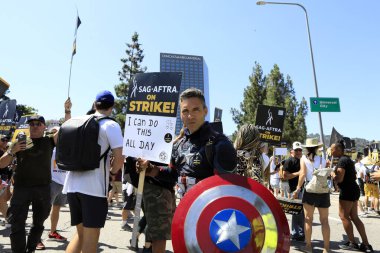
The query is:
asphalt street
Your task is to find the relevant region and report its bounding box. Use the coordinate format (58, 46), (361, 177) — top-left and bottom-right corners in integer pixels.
(0, 192), (379, 252)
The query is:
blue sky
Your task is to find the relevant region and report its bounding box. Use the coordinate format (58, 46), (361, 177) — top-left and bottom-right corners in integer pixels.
(1, 0), (379, 141)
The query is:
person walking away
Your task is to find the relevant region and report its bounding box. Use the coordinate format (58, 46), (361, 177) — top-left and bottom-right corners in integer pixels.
(331, 141), (374, 252)
(63, 91), (124, 253)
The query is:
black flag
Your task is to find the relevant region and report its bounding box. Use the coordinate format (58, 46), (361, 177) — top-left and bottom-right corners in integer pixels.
(72, 16), (81, 57)
(329, 127), (343, 147)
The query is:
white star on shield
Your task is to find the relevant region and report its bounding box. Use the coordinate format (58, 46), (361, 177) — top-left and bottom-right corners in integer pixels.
(214, 210), (250, 249)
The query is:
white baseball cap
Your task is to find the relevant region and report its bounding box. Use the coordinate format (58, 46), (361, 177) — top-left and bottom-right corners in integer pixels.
(292, 141), (303, 150)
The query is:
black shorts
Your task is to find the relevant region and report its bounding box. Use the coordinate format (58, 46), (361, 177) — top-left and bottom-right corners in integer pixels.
(67, 192), (108, 228)
(302, 191), (330, 208)
(123, 190), (136, 210)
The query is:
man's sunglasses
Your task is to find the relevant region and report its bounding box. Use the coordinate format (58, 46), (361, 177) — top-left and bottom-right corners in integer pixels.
(29, 122), (42, 127)
(0, 138), (8, 142)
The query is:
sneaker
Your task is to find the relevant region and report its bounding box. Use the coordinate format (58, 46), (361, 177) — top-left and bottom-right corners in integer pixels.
(339, 241), (359, 250)
(121, 223), (132, 231)
(48, 231), (67, 241)
(359, 243), (374, 253)
(35, 241), (46, 250)
(299, 245), (313, 253)
(142, 246), (153, 253)
(358, 212), (368, 218)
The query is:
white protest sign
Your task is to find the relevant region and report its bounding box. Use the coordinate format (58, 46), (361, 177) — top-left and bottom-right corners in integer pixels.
(122, 72), (182, 164)
(274, 147), (288, 156)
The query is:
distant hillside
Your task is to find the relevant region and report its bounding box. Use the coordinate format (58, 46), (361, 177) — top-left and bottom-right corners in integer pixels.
(307, 133), (370, 152)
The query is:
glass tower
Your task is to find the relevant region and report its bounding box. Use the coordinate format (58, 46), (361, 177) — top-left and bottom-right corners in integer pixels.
(160, 53), (209, 135)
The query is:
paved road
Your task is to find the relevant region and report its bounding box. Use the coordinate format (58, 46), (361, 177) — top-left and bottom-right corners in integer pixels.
(0, 192), (379, 252)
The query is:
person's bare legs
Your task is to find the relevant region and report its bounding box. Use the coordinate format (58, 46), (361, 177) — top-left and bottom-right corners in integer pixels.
(350, 200), (370, 245)
(339, 199), (356, 243)
(0, 201), (8, 219)
(303, 203), (315, 249)
(66, 224), (100, 253)
(152, 240), (166, 253)
(318, 207), (330, 252)
(66, 224), (83, 253)
(50, 205), (61, 233)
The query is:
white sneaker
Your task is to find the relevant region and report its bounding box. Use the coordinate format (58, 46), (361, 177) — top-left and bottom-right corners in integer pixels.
(358, 212), (368, 218)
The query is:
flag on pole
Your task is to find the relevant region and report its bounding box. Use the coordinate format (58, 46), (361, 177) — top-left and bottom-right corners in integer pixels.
(72, 16), (81, 57)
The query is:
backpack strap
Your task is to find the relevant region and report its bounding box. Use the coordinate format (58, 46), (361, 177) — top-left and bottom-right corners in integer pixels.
(205, 137), (215, 169)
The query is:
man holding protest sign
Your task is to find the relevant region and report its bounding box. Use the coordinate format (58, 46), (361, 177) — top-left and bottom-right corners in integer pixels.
(136, 87), (237, 253)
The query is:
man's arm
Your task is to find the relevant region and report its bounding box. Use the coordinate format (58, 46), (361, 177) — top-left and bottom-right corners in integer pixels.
(109, 147), (124, 175)
(283, 160), (300, 180)
(0, 141), (25, 168)
(332, 167), (345, 183)
(371, 170), (380, 181)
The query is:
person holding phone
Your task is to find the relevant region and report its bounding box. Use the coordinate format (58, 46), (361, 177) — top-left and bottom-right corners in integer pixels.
(0, 98), (71, 253)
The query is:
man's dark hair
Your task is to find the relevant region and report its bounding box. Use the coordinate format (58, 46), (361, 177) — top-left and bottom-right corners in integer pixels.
(180, 88), (206, 108)
(335, 139), (345, 151)
(94, 101), (114, 111)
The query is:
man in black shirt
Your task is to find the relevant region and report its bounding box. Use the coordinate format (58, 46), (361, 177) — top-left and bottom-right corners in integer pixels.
(0, 99), (71, 253)
(283, 141), (304, 241)
(137, 88), (237, 253)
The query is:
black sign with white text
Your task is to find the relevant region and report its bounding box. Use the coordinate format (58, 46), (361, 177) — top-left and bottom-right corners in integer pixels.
(255, 104), (286, 144)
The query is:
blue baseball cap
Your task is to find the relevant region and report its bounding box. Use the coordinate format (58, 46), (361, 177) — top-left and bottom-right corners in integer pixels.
(27, 115), (46, 124)
(96, 90), (114, 104)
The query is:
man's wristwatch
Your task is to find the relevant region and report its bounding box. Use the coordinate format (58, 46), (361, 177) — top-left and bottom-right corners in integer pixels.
(7, 150), (15, 157)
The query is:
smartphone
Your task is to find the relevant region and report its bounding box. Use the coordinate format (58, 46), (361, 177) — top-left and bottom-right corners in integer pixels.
(18, 133), (26, 143)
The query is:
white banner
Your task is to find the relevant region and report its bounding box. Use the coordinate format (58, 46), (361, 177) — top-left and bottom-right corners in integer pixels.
(123, 114), (176, 164)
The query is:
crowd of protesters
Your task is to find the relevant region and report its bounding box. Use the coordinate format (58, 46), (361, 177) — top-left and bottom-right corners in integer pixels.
(0, 87), (379, 253)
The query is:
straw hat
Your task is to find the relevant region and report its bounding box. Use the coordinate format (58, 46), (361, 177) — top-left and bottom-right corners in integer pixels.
(303, 138), (323, 148)
(361, 156), (375, 165)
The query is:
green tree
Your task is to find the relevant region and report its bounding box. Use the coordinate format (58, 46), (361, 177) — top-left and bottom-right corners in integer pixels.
(231, 62), (265, 127)
(16, 104), (37, 116)
(231, 63), (308, 146)
(114, 32), (147, 128)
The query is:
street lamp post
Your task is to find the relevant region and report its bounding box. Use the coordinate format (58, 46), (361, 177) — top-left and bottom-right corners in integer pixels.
(257, 1), (326, 156)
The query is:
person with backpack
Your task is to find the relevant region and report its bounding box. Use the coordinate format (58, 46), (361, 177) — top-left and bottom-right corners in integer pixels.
(295, 138), (330, 253)
(136, 88), (237, 253)
(62, 90), (124, 253)
(0, 98), (71, 253)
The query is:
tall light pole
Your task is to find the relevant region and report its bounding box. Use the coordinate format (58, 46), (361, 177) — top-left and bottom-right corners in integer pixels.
(257, 1), (326, 156)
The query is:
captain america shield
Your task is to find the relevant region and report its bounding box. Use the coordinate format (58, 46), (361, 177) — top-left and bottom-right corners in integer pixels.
(172, 174), (290, 253)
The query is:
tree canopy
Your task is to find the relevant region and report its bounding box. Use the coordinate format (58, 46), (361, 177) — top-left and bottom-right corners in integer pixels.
(113, 32), (147, 129)
(231, 62), (308, 146)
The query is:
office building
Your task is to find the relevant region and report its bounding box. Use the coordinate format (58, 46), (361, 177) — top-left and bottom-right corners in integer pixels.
(160, 53), (209, 135)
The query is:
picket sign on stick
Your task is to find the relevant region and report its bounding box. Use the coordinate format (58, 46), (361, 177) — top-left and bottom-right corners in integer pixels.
(130, 170), (145, 249)
(123, 72), (182, 250)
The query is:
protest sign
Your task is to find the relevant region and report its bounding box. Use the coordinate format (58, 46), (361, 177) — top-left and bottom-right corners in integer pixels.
(214, 107), (222, 122)
(0, 99), (17, 136)
(11, 115), (32, 142)
(277, 197), (303, 215)
(255, 104), (286, 144)
(122, 72), (182, 164)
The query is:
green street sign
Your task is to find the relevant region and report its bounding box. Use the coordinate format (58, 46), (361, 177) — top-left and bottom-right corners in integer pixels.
(310, 97), (340, 112)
